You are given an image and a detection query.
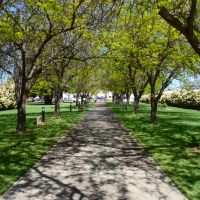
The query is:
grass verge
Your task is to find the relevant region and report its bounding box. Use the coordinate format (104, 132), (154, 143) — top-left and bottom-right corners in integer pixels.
(0, 102), (93, 195)
(107, 102), (200, 200)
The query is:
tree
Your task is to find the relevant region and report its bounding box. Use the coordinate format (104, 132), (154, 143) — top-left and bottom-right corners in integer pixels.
(0, 0), (93, 133)
(97, 3), (150, 113)
(49, 33), (81, 117)
(132, 1), (200, 122)
(122, 5), (150, 113)
(0, 0), (123, 133)
(143, 21), (198, 123)
(69, 61), (98, 107)
(29, 76), (53, 104)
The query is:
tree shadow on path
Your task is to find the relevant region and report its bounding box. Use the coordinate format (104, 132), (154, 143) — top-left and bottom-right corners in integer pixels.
(0, 104), (187, 200)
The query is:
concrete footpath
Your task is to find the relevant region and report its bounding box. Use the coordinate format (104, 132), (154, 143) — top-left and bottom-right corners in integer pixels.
(0, 103), (187, 200)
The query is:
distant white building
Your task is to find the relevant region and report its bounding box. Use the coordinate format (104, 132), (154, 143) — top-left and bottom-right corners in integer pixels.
(105, 91), (112, 101)
(62, 92), (75, 102)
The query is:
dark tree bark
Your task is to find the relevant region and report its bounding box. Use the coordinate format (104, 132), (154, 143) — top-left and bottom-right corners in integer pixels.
(150, 96), (158, 124)
(147, 67), (179, 123)
(114, 93), (119, 104)
(14, 67), (38, 133)
(131, 80), (148, 114)
(125, 92), (130, 110)
(115, 94), (123, 105)
(44, 94), (53, 105)
(119, 94), (123, 105)
(54, 86), (63, 117)
(16, 93), (27, 133)
(76, 92), (80, 107)
(112, 93), (116, 103)
(147, 69), (160, 124)
(81, 95), (84, 107)
(112, 94), (114, 103)
(14, 53), (32, 133)
(133, 95), (140, 114)
(52, 54), (74, 116)
(158, 1), (200, 56)
(127, 61), (148, 114)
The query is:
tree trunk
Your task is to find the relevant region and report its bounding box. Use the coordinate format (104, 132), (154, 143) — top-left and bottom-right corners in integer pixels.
(44, 94), (53, 105)
(120, 94), (123, 105)
(54, 99), (61, 117)
(133, 97), (140, 114)
(115, 94), (119, 104)
(81, 95), (84, 107)
(54, 87), (62, 117)
(14, 65), (28, 134)
(126, 93), (130, 110)
(76, 92), (80, 107)
(112, 94), (115, 103)
(16, 93), (27, 133)
(150, 97), (158, 124)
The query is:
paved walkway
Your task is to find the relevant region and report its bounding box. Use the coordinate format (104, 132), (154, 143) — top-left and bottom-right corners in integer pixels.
(1, 103), (187, 200)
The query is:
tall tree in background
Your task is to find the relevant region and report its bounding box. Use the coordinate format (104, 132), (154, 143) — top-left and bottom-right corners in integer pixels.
(49, 32), (82, 117)
(69, 63), (98, 107)
(29, 76), (53, 104)
(98, 3), (150, 113)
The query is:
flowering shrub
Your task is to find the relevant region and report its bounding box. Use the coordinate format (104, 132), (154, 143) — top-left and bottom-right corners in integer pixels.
(162, 91), (200, 110)
(141, 91), (200, 110)
(0, 80), (16, 110)
(140, 94), (150, 103)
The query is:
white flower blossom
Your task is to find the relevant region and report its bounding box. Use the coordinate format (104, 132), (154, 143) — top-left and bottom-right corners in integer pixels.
(0, 80), (16, 110)
(141, 91), (200, 110)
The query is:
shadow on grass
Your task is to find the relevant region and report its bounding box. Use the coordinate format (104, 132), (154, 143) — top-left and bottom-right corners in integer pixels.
(107, 102), (200, 200)
(1, 103), (185, 200)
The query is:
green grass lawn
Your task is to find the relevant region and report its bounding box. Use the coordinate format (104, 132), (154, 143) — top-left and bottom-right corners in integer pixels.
(0, 102), (92, 195)
(107, 102), (200, 200)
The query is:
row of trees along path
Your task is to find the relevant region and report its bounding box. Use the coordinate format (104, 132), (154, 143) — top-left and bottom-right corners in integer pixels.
(1, 1), (200, 133)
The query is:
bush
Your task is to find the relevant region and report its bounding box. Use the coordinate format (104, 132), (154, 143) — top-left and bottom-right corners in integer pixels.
(141, 91), (200, 110)
(0, 80), (16, 110)
(162, 91), (200, 110)
(140, 94), (150, 103)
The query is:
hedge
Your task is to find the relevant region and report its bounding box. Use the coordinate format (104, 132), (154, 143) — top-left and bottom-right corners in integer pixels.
(140, 90), (200, 110)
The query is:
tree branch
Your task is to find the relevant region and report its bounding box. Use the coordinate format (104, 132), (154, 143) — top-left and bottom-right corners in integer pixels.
(158, 4), (200, 56)
(156, 66), (180, 101)
(158, 6), (186, 35)
(187, 0), (197, 30)
(0, 64), (13, 77)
